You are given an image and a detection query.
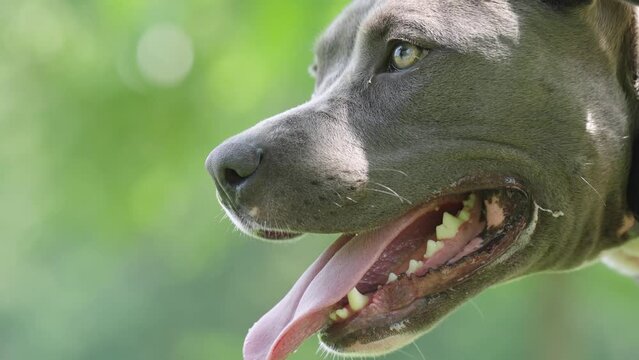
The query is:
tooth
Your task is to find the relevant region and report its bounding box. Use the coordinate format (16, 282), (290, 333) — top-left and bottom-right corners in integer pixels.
(463, 193), (477, 208)
(406, 259), (423, 276)
(329, 312), (338, 321)
(347, 287), (369, 311)
(436, 212), (463, 240)
(336, 308), (350, 319)
(424, 240), (444, 258)
(387, 272), (398, 284)
(436, 224), (454, 239)
(443, 212), (464, 229)
(457, 209), (470, 221)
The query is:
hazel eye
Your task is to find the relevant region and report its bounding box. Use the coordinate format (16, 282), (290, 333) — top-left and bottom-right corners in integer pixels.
(390, 42), (426, 71)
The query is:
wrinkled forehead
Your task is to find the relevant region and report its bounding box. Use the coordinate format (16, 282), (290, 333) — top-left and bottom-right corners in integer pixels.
(315, 0), (523, 61)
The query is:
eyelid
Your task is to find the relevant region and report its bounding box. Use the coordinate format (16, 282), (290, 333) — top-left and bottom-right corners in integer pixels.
(387, 35), (437, 51)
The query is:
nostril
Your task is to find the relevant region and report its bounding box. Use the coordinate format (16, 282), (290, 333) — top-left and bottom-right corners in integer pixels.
(207, 143), (263, 191)
(225, 167), (248, 187)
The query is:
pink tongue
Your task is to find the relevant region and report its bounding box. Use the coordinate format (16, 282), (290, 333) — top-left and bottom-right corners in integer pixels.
(243, 207), (431, 360)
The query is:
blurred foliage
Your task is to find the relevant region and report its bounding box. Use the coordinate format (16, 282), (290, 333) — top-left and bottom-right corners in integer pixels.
(0, 0), (638, 359)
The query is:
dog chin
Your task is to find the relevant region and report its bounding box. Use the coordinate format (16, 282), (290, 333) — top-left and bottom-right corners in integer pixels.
(319, 331), (424, 358)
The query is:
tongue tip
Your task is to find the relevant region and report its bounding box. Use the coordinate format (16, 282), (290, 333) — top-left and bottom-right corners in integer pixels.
(242, 307), (298, 360)
(242, 234), (357, 360)
(242, 328), (284, 360)
(244, 311), (328, 360)
(242, 323), (270, 360)
(242, 335), (282, 360)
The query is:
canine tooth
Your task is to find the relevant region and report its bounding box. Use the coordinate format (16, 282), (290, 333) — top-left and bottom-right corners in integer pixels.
(424, 240), (444, 258)
(347, 288), (369, 311)
(387, 272), (398, 284)
(406, 259), (424, 276)
(458, 209), (470, 221)
(336, 308), (350, 319)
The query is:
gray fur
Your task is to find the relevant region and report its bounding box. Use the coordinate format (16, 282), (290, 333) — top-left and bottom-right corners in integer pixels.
(207, 0), (639, 356)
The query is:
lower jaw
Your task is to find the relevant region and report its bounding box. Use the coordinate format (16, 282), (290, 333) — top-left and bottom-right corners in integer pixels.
(319, 188), (533, 354)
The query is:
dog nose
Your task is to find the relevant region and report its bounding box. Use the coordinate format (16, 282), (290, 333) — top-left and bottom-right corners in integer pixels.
(206, 142), (263, 192)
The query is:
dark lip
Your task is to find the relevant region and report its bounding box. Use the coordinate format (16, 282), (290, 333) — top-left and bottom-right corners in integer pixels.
(216, 186), (304, 241)
(318, 180), (532, 351)
(255, 229), (303, 241)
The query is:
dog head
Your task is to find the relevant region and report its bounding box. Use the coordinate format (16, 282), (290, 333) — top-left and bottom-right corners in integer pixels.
(206, 0), (638, 358)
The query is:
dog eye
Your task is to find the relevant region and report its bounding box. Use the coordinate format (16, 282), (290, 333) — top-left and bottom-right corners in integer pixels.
(390, 42), (426, 71)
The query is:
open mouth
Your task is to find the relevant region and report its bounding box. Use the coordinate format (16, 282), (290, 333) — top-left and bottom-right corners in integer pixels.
(243, 185), (533, 360)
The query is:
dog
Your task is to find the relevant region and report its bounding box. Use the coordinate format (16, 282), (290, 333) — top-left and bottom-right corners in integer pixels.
(206, 1), (639, 359)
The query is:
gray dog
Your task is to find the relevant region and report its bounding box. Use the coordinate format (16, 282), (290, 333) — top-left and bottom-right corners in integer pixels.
(206, 0), (639, 359)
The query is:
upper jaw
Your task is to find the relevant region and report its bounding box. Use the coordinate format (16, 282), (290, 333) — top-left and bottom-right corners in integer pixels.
(219, 174), (530, 241)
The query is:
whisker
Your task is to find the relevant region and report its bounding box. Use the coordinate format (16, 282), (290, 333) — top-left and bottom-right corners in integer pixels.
(371, 182), (402, 197)
(397, 348), (417, 359)
(579, 175), (606, 207)
(370, 168), (409, 177)
(370, 182), (413, 205)
(413, 341), (427, 360)
(468, 299), (485, 320)
(216, 211), (228, 223)
(365, 187), (409, 204)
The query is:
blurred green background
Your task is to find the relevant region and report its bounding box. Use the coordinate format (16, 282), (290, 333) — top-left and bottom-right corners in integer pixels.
(1, 0), (638, 359)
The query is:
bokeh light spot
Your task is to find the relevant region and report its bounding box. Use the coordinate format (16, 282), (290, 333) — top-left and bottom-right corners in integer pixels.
(136, 23), (194, 87)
